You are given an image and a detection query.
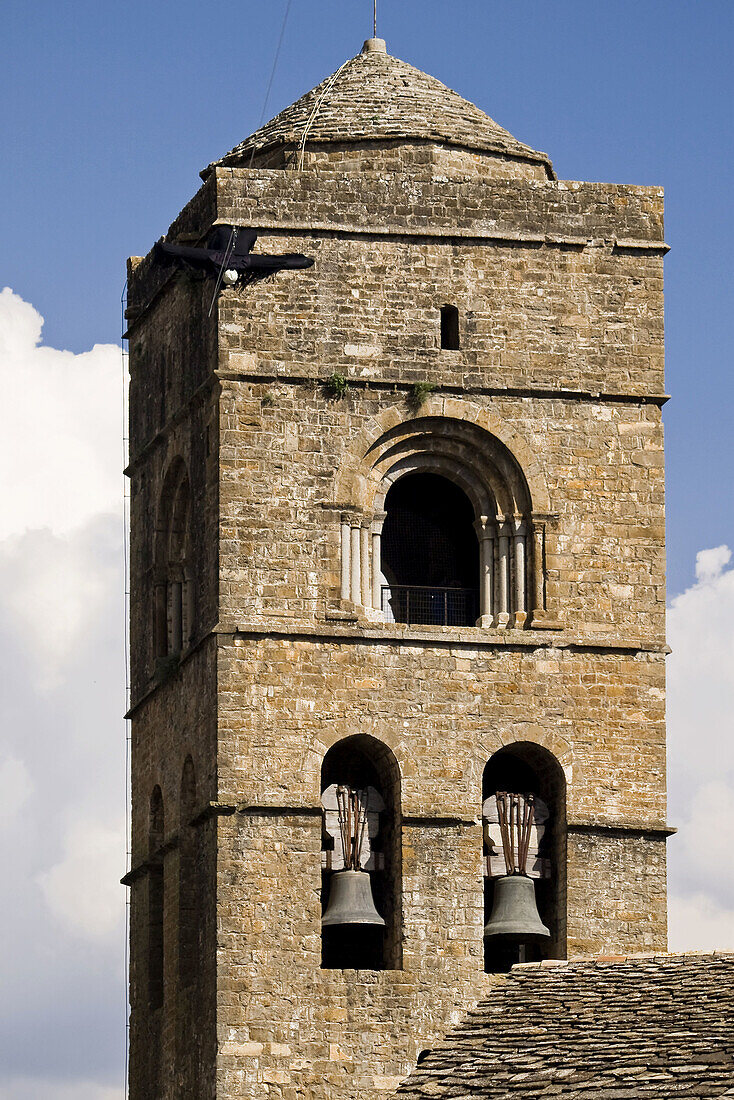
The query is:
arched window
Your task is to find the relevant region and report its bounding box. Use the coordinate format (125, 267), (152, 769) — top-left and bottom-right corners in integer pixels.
(320, 735), (402, 970)
(154, 460), (193, 659)
(381, 472), (479, 625)
(148, 786), (165, 1009)
(440, 304), (460, 350)
(338, 417), (548, 630)
(482, 743), (566, 972)
(178, 757), (197, 988)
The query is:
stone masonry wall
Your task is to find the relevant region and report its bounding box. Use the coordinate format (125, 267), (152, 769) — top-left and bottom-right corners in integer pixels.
(212, 634), (666, 1099)
(215, 384), (665, 640)
(248, 140), (551, 181)
(128, 643), (219, 1100)
(126, 272), (220, 697)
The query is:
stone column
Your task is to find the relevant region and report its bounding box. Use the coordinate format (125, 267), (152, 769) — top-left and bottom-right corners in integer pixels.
(350, 522), (361, 606)
(360, 523), (371, 607)
(169, 580), (183, 652)
(528, 514), (562, 629)
(497, 520), (511, 629)
(513, 519), (527, 628)
(340, 515), (351, 601)
(371, 510), (386, 611)
(474, 516), (495, 627)
(531, 518), (545, 617)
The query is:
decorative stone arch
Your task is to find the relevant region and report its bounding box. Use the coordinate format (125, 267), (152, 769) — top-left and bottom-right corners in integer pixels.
(332, 400), (558, 628)
(333, 398), (551, 514)
(468, 726), (573, 804)
(378, 453), (496, 517)
(154, 458), (194, 657)
(319, 733), (402, 970)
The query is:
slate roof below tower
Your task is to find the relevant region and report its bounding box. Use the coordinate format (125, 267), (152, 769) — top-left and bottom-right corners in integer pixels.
(397, 953), (734, 1098)
(203, 40), (554, 179)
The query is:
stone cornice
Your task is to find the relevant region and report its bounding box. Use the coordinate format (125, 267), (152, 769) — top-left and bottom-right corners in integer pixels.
(223, 621), (668, 655)
(206, 219), (670, 254)
(122, 805), (674, 883)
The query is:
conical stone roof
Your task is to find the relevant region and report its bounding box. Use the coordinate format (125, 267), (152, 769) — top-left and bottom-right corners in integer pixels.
(203, 41), (553, 178)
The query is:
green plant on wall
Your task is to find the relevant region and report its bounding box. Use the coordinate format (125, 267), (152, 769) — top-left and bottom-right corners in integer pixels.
(407, 381), (435, 410)
(324, 372), (351, 399)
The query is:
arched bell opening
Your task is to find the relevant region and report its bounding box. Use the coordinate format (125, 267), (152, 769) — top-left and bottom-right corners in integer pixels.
(482, 743), (566, 973)
(381, 472), (479, 626)
(320, 735), (402, 970)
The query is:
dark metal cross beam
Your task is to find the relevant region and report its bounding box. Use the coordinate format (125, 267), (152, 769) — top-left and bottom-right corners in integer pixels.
(154, 224), (314, 280)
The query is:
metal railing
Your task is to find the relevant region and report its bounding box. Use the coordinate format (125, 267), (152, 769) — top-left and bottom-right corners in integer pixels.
(381, 585), (478, 627)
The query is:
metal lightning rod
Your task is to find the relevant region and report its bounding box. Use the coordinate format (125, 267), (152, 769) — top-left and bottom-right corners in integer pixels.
(374, 0), (377, 38)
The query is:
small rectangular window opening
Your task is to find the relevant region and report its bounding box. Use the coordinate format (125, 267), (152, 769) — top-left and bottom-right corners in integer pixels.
(440, 305), (460, 350)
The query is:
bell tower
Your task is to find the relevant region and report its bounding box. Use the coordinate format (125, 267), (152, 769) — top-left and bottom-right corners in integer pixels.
(124, 38), (669, 1100)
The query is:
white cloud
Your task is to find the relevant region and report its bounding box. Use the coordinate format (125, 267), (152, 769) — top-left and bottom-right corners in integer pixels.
(0, 1080), (123, 1100)
(0, 293), (126, 1094)
(0, 287), (123, 539)
(0, 756), (33, 826)
(667, 546), (734, 948)
(668, 892), (734, 953)
(0, 522), (121, 691)
(695, 544), (732, 583)
(38, 815), (126, 941)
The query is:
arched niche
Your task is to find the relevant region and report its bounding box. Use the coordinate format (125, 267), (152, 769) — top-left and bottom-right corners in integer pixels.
(154, 458), (193, 658)
(320, 734), (402, 970)
(482, 742), (567, 972)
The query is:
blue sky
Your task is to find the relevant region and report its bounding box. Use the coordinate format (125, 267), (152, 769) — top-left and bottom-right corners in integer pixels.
(1, 3), (733, 1098)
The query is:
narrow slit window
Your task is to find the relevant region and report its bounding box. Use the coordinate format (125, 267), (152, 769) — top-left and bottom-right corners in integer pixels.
(440, 305), (460, 350)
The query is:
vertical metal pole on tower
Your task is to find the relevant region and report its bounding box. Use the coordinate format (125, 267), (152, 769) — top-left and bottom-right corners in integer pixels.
(374, 0), (377, 38)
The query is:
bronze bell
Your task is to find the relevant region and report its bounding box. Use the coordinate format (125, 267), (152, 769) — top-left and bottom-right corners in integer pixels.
(483, 874), (550, 941)
(322, 869), (386, 927)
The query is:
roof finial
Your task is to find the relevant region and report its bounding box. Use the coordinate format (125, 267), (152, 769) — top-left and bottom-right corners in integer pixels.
(361, 0), (386, 54)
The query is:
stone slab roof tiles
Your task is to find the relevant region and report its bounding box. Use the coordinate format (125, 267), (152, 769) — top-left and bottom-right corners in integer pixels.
(398, 953), (734, 1098)
(204, 44), (553, 177)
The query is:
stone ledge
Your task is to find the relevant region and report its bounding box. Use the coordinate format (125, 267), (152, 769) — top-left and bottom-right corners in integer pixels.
(225, 619), (667, 655)
(213, 367), (671, 408)
(568, 818), (676, 838)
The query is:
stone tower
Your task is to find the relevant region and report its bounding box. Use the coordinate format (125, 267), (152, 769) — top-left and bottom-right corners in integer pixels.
(124, 39), (669, 1100)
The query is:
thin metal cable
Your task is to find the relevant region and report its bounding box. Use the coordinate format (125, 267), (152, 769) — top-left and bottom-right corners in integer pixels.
(248, 0), (294, 168)
(208, 225), (238, 316)
(298, 60), (349, 171)
(120, 280), (132, 1099)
